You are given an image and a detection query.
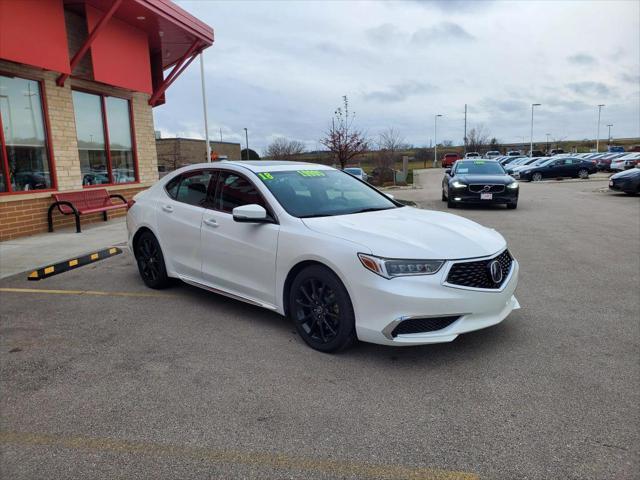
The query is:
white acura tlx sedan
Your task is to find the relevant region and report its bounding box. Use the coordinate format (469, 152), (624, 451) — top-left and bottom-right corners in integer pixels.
(127, 161), (520, 352)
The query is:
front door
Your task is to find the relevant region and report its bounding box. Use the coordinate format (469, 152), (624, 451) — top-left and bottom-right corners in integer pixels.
(200, 170), (280, 307)
(156, 170), (214, 278)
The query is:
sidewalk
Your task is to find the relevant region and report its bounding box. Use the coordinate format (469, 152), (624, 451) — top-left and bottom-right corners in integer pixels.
(0, 217), (127, 279)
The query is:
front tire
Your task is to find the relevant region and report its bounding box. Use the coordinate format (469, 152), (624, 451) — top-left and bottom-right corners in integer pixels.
(532, 172), (543, 182)
(441, 189), (447, 201)
(288, 265), (356, 353)
(507, 202), (518, 209)
(134, 231), (171, 289)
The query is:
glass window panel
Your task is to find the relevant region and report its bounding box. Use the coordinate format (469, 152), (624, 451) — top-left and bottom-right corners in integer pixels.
(106, 97), (134, 183)
(175, 171), (213, 207)
(0, 75), (52, 191)
(216, 172), (265, 213)
(0, 148), (6, 192)
(72, 91), (109, 185)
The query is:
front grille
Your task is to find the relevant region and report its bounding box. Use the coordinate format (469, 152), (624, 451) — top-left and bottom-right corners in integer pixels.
(446, 250), (513, 289)
(391, 316), (460, 337)
(468, 184), (505, 193)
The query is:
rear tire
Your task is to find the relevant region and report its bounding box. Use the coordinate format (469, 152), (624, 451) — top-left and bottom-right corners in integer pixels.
(134, 231), (171, 289)
(288, 265), (356, 353)
(578, 168), (589, 179)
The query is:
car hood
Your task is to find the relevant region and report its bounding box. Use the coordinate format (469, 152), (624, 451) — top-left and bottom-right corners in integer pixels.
(454, 174), (514, 184)
(611, 168), (640, 179)
(302, 207), (506, 259)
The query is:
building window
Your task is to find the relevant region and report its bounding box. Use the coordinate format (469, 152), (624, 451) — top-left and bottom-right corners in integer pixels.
(0, 75), (54, 193)
(72, 90), (137, 186)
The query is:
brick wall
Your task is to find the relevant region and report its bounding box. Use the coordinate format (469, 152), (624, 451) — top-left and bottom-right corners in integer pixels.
(0, 59), (159, 241)
(156, 138), (242, 171)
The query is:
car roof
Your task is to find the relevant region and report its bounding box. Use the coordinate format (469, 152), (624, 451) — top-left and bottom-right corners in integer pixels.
(178, 160), (335, 173)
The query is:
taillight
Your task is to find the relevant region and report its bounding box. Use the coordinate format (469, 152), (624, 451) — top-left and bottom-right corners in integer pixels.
(127, 199), (136, 210)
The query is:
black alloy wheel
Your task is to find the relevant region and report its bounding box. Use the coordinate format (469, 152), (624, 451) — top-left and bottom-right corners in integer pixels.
(289, 265), (355, 352)
(134, 231), (170, 289)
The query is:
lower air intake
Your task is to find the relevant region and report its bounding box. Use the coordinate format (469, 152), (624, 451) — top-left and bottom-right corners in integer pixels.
(391, 316), (460, 337)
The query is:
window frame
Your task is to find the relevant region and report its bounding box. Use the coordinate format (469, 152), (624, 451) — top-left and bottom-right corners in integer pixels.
(0, 70), (58, 196)
(72, 87), (139, 188)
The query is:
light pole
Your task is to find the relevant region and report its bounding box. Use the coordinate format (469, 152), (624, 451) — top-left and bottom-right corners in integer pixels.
(607, 124), (613, 145)
(530, 103), (541, 157)
(596, 104), (605, 152)
(243, 128), (249, 160)
(433, 114), (442, 168)
(200, 52), (211, 163)
(546, 133), (550, 154)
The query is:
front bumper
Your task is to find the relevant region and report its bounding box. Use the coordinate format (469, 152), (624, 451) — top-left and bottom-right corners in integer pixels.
(351, 254), (520, 346)
(609, 178), (639, 193)
(449, 188), (518, 205)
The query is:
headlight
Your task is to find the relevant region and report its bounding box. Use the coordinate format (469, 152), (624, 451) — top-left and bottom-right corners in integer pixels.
(507, 181), (519, 189)
(358, 253), (444, 279)
(451, 180), (467, 188)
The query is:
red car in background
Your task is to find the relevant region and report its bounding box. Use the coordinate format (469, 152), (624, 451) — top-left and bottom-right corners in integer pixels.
(442, 153), (461, 168)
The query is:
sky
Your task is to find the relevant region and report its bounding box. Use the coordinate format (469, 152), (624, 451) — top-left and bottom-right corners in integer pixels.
(153, 0), (640, 153)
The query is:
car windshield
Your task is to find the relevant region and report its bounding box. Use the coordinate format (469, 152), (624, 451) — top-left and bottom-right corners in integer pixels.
(455, 161), (505, 175)
(343, 168), (362, 175)
(257, 169), (398, 218)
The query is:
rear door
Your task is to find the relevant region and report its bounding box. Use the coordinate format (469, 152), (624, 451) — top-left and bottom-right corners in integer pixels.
(156, 169), (215, 278)
(200, 170), (280, 306)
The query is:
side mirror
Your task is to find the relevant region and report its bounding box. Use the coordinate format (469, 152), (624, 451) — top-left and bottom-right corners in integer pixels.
(445, 168), (452, 175)
(384, 192), (395, 199)
(232, 204), (269, 223)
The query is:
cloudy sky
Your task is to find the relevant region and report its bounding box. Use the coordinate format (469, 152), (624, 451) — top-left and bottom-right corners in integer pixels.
(153, 0), (640, 152)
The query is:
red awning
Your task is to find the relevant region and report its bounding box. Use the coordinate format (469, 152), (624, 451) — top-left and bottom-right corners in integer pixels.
(64, 0), (214, 70)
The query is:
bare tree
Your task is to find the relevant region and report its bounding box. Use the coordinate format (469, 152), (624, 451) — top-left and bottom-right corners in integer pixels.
(441, 139), (454, 147)
(320, 96), (368, 169)
(264, 137), (306, 160)
(374, 127), (407, 171)
(466, 125), (491, 153)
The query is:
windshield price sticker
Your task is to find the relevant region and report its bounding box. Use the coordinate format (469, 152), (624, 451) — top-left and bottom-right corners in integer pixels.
(473, 161), (486, 165)
(298, 170), (326, 177)
(257, 172), (274, 180)
(458, 168), (469, 173)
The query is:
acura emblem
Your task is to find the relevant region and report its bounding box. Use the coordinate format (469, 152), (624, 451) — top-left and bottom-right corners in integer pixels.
(488, 260), (503, 284)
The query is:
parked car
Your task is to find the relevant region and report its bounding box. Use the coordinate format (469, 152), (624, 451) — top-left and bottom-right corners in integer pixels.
(509, 157), (551, 175)
(499, 156), (525, 166)
(527, 150), (546, 157)
(465, 152), (481, 159)
(442, 159), (519, 209)
(549, 148), (565, 156)
(442, 153), (461, 168)
(505, 157), (545, 175)
(607, 145), (625, 153)
(596, 153), (626, 171)
(485, 151), (501, 159)
(343, 167), (368, 182)
(506, 150), (522, 157)
(128, 161), (520, 352)
(609, 166), (640, 195)
(610, 153), (640, 171)
(516, 157), (597, 181)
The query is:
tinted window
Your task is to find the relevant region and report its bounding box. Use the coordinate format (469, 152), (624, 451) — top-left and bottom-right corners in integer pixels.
(257, 170), (397, 218)
(454, 161), (505, 175)
(216, 172), (265, 213)
(167, 171), (214, 207)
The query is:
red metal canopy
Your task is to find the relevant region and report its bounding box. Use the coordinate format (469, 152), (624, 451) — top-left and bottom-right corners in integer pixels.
(61, 0), (213, 104)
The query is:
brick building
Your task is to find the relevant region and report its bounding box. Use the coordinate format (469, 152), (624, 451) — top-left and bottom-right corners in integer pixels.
(0, 0), (213, 240)
(156, 137), (242, 173)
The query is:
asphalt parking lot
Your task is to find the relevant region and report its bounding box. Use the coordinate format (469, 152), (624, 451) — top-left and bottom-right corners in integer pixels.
(1, 174), (638, 479)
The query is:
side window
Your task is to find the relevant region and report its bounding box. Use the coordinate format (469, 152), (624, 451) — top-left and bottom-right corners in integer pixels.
(215, 172), (266, 213)
(173, 170), (214, 207)
(165, 175), (181, 199)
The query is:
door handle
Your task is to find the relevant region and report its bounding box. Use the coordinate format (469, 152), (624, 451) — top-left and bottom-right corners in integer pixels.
(162, 205), (174, 213)
(203, 218), (218, 228)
